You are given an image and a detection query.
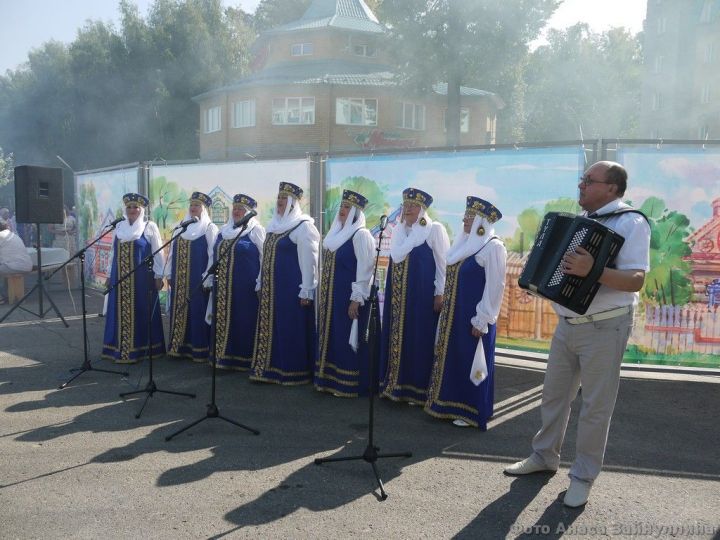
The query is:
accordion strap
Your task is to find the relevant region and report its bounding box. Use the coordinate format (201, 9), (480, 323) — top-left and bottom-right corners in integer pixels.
(590, 208), (650, 225)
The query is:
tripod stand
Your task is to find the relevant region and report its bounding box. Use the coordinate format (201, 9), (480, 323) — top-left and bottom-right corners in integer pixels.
(314, 220), (411, 501)
(166, 221), (259, 441)
(55, 223), (129, 389)
(0, 223), (68, 326)
(110, 226), (195, 418)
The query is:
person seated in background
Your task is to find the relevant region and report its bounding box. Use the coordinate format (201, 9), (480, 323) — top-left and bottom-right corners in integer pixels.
(0, 217), (32, 304)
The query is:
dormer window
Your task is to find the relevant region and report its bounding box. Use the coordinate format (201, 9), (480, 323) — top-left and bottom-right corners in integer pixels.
(353, 44), (377, 57)
(291, 43), (314, 56)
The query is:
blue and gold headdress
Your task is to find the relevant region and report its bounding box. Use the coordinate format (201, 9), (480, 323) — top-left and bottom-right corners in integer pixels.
(278, 182), (303, 200)
(190, 191), (212, 207)
(233, 194), (257, 210)
(402, 187), (433, 209)
(122, 193), (149, 208)
(466, 196), (502, 223)
(342, 189), (368, 210)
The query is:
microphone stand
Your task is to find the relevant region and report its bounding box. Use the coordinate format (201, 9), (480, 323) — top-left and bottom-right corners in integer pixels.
(54, 222), (129, 389)
(314, 218), (411, 501)
(166, 220), (259, 440)
(110, 222), (196, 419)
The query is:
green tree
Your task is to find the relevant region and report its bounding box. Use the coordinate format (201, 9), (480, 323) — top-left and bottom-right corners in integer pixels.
(523, 24), (643, 141)
(0, 147), (14, 187)
(640, 197), (693, 306)
(505, 197), (579, 253)
(379, 0), (559, 144)
(77, 182), (100, 245)
(323, 176), (390, 233)
(150, 176), (188, 231)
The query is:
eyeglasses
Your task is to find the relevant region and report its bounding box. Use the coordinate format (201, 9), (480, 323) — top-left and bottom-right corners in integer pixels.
(579, 176), (613, 187)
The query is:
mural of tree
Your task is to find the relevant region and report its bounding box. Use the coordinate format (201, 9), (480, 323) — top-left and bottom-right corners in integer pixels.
(324, 176), (390, 233)
(77, 182), (99, 246)
(505, 197), (580, 253)
(150, 176), (188, 232)
(640, 196), (693, 306)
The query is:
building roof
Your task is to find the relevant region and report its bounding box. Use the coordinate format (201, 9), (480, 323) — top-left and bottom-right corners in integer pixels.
(263, 0), (384, 35)
(193, 60), (502, 105)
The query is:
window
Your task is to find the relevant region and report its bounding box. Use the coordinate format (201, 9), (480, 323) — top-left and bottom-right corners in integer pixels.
(336, 98), (378, 126)
(701, 84), (711, 104)
(232, 99), (255, 128)
(650, 128), (660, 139)
(442, 107), (470, 133)
(396, 102), (426, 130)
(353, 44), (377, 57)
(656, 17), (666, 34)
(700, 0), (713, 23)
(486, 115), (496, 140)
(651, 92), (663, 111)
(653, 55), (663, 74)
(291, 43), (313, 56)
(272, 97), (315, 125)
(204, 106), (221, 133)
(704, 43), (714, 64)
(699, 125), (710, 139)
(211, 201), (228, 225)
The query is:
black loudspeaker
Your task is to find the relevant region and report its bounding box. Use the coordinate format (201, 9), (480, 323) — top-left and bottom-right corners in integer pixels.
(14, 165), (65, 224)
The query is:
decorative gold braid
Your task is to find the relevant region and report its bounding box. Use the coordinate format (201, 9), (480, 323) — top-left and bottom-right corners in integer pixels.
(168, 237), (191, 355)
(382, 258), (408, 396)
(214, 238), (235, 360)
(427, 261), (460, 403)
(117, 241), (135, 363)
(316, 248), (336, 379)
(252, 230), (284, 377)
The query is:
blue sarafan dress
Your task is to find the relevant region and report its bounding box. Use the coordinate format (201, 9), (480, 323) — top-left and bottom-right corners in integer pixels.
(211, 231), (262, 370)
(314, 233), (371, 397)
(251, 221), (317, 385)
(102, 231), (165, 363)
(168, 234), (214, 361)
(380, 242), (439, 404)
(425, 250), (497, 430)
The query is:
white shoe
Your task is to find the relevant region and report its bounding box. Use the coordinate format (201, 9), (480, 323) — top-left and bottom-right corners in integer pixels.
(563, 479), (591, 507)
(452, 419), (471, 427)
(503, 456), (556, 476)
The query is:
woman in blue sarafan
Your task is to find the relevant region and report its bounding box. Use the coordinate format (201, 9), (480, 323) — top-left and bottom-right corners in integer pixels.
(380, 187), (450, 404)
(425, 196), (507, 430)
(251, 182), (320, 385)
(315, 189), (376, 397)
(205, 194), (265, 371)
(102, 193), (166, 363)
(166, 191), (219, 362)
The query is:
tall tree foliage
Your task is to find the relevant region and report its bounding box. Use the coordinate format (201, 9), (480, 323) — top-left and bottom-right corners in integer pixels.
(378, 0), (559, 145)
(0, 0), (254, 170)
(523, 24), (643, 142)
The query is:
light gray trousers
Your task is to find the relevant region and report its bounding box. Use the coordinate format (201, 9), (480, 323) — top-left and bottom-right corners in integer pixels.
(531, 309), (633, 484)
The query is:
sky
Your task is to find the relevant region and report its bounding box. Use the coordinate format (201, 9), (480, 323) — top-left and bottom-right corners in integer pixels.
(1, 0), (647, 74)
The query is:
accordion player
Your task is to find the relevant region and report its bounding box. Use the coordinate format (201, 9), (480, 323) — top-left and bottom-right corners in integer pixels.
(518, 212), (625, 314)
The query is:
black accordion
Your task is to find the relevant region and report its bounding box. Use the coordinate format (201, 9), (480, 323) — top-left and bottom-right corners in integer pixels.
(518, 212), (625, 314)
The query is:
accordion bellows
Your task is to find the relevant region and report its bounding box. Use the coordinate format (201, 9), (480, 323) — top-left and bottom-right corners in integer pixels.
(518, 212), (625, 315)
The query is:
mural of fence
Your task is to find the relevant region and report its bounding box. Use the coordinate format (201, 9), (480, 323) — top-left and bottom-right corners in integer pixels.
(640, 304), (720, 356)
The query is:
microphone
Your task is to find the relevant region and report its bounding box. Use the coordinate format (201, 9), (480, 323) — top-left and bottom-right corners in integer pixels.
(233, 209), (258, 229)
(379, 214), (388, 231)
(174, 216), (199, 230)
(108, 216), (126, 227)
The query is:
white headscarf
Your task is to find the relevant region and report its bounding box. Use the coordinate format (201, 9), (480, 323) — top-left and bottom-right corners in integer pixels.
(446, 214), (496, 265)
(266, 195), (312, 234)
(323, 205), (366, 252)
(389, 207), (433, 263)
(219, 209), (258, 240)
(115, 206), (147, 243)
(176, 204), (212, 241)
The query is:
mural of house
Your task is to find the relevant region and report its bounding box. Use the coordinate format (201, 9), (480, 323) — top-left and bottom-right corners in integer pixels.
(90, 208), (119, 283)
(193, 0), (504, 161)
(207, 186), (234, 226)
(685, 197), (720, 303)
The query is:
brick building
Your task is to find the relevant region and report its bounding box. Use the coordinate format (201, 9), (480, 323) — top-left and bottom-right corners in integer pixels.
(193, 0), (504, 160)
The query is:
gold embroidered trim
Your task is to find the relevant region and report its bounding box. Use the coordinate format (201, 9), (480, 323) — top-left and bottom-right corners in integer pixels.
(117, 241), (135, 363)
(214, 238), (235, 360)
(168, 237), (191, 354)
(316, 248), (336, 379)
(427, 261), (460, 404)
(381, 258), (408, 397)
